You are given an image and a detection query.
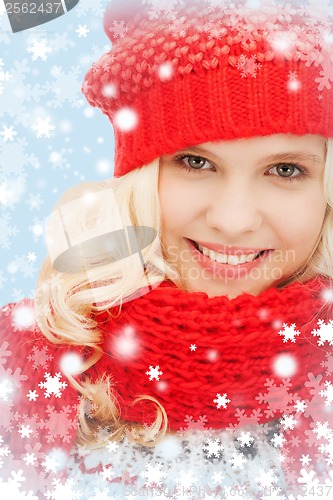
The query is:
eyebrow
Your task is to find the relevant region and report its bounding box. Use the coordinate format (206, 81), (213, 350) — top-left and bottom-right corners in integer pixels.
(178, 146), (324, 166)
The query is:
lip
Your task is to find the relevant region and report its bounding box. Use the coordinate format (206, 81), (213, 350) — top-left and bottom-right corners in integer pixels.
(191, 240), (270, 255)
(184, 238), (273, 280)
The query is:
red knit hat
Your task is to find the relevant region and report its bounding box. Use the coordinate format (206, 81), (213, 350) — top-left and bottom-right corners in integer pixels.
(82, 0), (333, 177)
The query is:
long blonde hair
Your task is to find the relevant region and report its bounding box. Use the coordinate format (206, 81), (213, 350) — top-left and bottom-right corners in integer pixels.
(35, 138), (333, 447)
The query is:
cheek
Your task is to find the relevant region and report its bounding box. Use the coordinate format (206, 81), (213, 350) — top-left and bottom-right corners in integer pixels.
(272, 190), (326, 248)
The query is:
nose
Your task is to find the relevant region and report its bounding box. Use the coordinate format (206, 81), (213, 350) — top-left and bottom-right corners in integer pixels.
(206, 179), (263, 238)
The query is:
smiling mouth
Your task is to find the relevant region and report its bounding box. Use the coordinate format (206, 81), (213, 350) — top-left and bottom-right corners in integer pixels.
(191, 240), (267, 265)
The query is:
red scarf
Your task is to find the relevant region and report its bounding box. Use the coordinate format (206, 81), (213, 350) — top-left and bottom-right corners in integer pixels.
(91, 276), (331, 430)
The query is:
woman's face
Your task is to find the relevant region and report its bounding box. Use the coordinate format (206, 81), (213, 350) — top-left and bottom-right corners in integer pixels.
(158, 134), (327, 299)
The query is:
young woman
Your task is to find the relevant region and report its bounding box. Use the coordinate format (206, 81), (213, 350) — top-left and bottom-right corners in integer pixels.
(1, 1), (332, 497)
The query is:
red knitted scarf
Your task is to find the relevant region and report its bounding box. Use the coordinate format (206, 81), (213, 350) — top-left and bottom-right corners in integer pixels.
(92, 276), (331, 431)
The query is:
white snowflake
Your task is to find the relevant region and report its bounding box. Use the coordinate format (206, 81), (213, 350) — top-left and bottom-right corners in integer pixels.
(45, 478), (82, 499)
(202, 438), (224, 458)
(38, 372), (67, 398)
(237, 431), (254, 447)
(106, 440), (119, 453)
(26, 390), (38, 402)
(278, 323), (301, 342)
(27, 38), (52, 61)
(18, 424), (33, 438)
(32, 117), (55, 139)
(189, 344), (197, 351)
(99, 465), (114, 482)
(146, 365), (163, 381)
(320, 381), (333, 406)
(0, 125), (17, 142)
(271, 432), (286, 448)
(76, 25), (90, 38)
(141, 461), (167, 487)
(26, 252), (37, 262)
(294, 399), (307, 413)
(213, 392), (231, 409)
(280, 413), (298, 430)
(0, 469), (37, 499)
(229, 451), (247, 470)
(257, 468), (279, 488)
(313, 421), (333, 440)
(312, 319), (333, 346)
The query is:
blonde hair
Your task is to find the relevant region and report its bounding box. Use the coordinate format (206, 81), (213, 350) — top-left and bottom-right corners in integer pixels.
(35, 138), (333, 448)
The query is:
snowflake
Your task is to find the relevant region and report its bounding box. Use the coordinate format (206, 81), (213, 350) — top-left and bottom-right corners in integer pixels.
(271, 432), (286, 448)
(32, 117), (55, 139)
(0, 125), (17, 142)
(0, 434), (10, 467)
(280, 413), (298, 430)
(0, 60), (43, 126)
(0, 136), (39, 178)
(27, 38), (52, 61)
(108, 20), (129, 39)
(88, 489), (115, 500)
(321, 352), (333, 376)
(99, 465), (114, 482)
(8, 254), (37, 279)
(141, 461), (167, 488)
(142, 0), (183, 20)
(48, 149), (71, 170)
(278, 323), (301, 343)
(320, 381), (333, 406)
(0, 181), (12, 206)
(294, 399), (307, 413)
(0, 58), (11, 94)
(26, 252), (37, 262)
(41, 404), (77, 443)
(256, 378), (297, 418)
(26, 390), (38, 402)
(202, 438), (224, 458)
(18, 423), (34, 438)
(237, 54), (262, 78)
(27, 345), (54, 370)
(213, 392), (231, 409)
(229, 451), (247, 470)
(311, 319), (333, 346)
(106, 440), (119, 453)
(189, 344), (197, 351)
(146, 365), (163, 381)
(177, 415), (209, 433)
(175, 468), (198, 490)
(76, 0), (107, 18)
(0, 378), (13, 401)
(237, 431), (254, 447)
(45, 478), (82, 499)
(46, 65), (85, 109)
(0, 212), (19, 249)
(0, 469), (36, 499)
(257, 468), (279, 488)
(38, 372), (67, 398)
(167, 16), (191, 38)
(313, 421), (333, 441)
(76, 25), (90, 38)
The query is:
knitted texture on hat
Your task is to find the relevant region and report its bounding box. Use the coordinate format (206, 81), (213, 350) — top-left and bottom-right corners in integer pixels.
(82, 0), (333, 176)
(90, 275), (331, 431)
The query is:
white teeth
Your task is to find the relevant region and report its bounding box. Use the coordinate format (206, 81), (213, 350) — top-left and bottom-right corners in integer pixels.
(196, 243), (261, 265)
